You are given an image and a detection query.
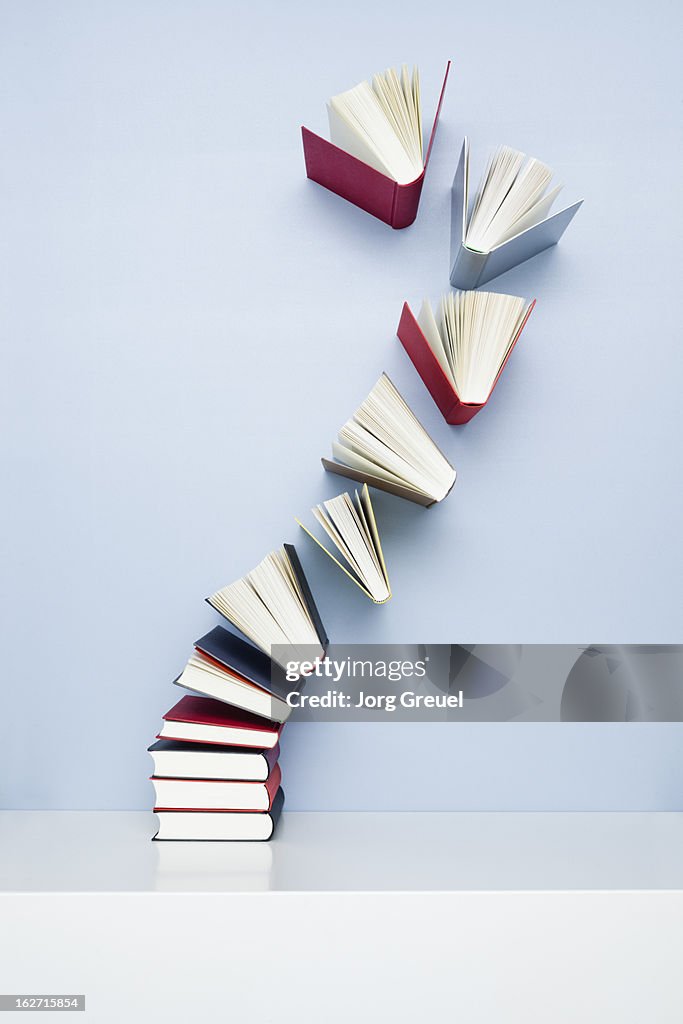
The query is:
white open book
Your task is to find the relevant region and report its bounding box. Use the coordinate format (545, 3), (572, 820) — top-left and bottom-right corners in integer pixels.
(328, 65), (423, 184)
(322, 373), (456, 506)
(297, 484), (391, 604)
(208, 546), (325, 667)
(418, 291), (532, 406)
(465, 145), (562, 253)
(450, 138), (583, 289)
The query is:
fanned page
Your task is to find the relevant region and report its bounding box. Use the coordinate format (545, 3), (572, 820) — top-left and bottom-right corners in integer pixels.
(418, 291), (531, 406)
(327, 65), (423, 185)
(297, 484), (391, 603)
(208, 547), (323, 668)
(328, 374), (455, 504)
(465, 145), (562, 253)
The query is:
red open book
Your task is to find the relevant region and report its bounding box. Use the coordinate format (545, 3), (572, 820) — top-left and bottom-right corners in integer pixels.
(397, 298), (536, 424)
(301, 62), (451, 229)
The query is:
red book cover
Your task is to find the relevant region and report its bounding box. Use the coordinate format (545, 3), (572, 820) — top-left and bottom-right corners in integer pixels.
(302, 61), (451, 229)
(152, 763), (282, 812)
(397, 299), (536, 424)
(159, 695), (284, 749)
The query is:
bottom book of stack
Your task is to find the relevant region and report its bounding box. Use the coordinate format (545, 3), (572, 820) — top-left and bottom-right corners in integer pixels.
(149, 696), (285, 842)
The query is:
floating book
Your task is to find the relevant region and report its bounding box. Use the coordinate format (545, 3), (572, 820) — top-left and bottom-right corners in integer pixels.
(154, 789), (284, 842)
(296, 484), (391, 603)
(148, 739), (280, 781)
(152, 764), (282, 812)
(322, 373), (456, 507)
(175, 625), (302, 723)
(159, 695), (283, 749)
(450, 138), (583, 288)
(397, 291), (536, 424)
(207, 543), (328, 669)
(302, 62), (450, 228)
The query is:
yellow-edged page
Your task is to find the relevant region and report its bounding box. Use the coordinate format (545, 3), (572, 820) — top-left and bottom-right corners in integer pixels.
(357, 484), (391, 599)
(294, 518), (377, 602)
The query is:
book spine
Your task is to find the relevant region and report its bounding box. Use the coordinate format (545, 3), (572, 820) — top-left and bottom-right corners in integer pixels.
(390, 175), (425, 229)
(449, 245), (489, 290)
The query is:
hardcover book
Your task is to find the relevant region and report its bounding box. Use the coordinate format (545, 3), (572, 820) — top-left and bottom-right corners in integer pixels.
(175, 625), (300, 724)
(302, 61), (450, 228)
(397, 291), (536, 423)
(159, 695), (283, 749)
(322, 373), (456, 506)
(152, 763), (282, 812)
(153, 788), (285, 841)
(206, 544), (328, 668)
(450, 137), (583, 288)
(148, 739), (280, 781)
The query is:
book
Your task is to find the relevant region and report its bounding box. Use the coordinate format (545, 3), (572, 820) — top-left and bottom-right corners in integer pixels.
(296, 484), (391, 603)
(322, 373), (456, 507)
(159, 695), (283, 749)
(450, 137), (583, 288)
(302, 61), (450, 228)
(397, 291), (536, 424)
(175, 626), (298, 724)
(153, 788), (285, 841)
(148, 739), (280, 781)
(206, 543), (328, 669)
(152, 763), (282, 812)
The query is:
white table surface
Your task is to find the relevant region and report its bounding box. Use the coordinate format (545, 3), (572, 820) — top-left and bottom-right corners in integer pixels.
(2, 810), (683, 892)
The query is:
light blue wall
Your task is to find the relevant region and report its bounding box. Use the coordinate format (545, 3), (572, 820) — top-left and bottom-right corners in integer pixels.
(1, 0), (682, 810)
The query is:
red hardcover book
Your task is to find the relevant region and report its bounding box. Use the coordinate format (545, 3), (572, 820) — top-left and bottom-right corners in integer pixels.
(152, 763), (282, 812)
(396, 299), (536, 424)
(301, 62), (451, 229)
(158, 695), (283, 750)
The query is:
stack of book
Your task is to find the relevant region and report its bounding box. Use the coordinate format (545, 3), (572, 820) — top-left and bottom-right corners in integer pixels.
(150, 544), (328, 841)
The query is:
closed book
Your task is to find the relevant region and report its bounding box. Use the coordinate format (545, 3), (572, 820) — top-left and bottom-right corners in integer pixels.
(159, 695), (283, 749)
(177, 617), (312, 723)
(152, 763), (282, 812)
(153, 788), (285, 842)
(148, 739), (280, 781)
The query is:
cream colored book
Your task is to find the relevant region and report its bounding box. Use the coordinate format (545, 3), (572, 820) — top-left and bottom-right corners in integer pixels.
(418, 290), (532, 406)
(297, 484), (391, 604)
(327, 65), (423, 185)
(207, 544), (327, 669)
(322, 373), (456, 507)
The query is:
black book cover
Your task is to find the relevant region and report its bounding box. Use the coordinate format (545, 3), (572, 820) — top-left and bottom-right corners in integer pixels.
(268, 786), (285, 838)
(194, 625), (298, 703)
(284, 542), (329, 649)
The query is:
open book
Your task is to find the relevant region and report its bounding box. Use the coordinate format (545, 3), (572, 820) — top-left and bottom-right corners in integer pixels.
(297, 484), (391, 604)
(322, 373), (456, 507)
(396, 291), (535, 423)
(207, 544), (327, 669)
(301, 62), (450, 228)
(328, 66), (423, 185)
(466, 145), (562, 252)
(450, 138), (582, 288)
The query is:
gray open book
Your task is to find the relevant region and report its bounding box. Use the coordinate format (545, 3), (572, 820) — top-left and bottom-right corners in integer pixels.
(450, 137), (583, 289)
